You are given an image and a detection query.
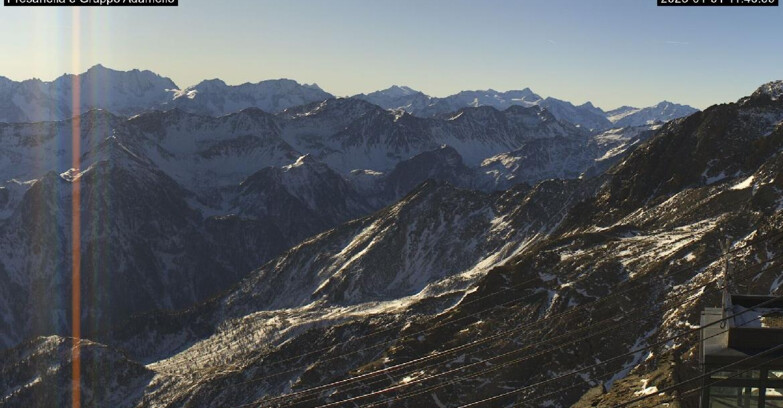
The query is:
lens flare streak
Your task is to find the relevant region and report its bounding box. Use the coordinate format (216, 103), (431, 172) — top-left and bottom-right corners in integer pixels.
(70, 7), (82, 408)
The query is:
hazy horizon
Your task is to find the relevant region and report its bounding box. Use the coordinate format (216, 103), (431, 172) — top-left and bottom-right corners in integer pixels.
(1, 0), (782, 110)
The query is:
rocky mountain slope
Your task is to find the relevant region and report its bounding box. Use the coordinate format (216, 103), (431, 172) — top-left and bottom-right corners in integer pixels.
(0, 336), (152, 408)
(0, 93), (645, 352)
(539, 97), (613, 131)
(2, 74), (775, 408)
(66, 81), (783, 408)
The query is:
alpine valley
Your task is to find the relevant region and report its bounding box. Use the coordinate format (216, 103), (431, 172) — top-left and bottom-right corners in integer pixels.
(1, 65), (782, 408)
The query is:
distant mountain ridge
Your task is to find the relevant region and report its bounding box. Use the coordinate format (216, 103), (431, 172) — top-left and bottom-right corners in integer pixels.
(165, 78), (333, 117)
(0, 65), (698, 131)
(355, 84), (698, 130)
(0, 65), (334, 123)
(0, 64), (177, 122)
(609, 100), (698, 128)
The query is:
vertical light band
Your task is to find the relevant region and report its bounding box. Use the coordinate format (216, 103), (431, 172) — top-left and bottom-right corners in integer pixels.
(70, 7), (82, 408)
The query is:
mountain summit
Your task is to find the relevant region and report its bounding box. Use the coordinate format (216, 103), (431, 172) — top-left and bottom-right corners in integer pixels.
(0, 64), (177, 122)
(167, 78), (333, 116)
(751, 80), (783, 101)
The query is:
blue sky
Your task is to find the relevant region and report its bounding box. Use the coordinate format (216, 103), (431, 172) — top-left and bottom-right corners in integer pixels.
(0, 0), (781, 109)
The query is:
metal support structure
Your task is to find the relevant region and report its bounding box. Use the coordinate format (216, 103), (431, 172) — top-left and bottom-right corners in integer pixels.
(720, 239), (733, 328)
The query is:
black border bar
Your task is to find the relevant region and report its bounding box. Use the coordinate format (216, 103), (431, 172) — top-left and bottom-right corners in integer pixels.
(4, 0), (178, 6)
(658, 0), (778, 5)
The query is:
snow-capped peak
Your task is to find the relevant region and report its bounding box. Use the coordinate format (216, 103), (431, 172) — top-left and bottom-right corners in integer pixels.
(280, 154), (334, 176)
(0, 64), (180, 122)
(167, 78), (334, 116)
(173, 79), (227, 96)
(59, 168), (82, 182)
(752, 81), (783, 101)
(380, 85), (419, 97)
(290, 154), (317, 168)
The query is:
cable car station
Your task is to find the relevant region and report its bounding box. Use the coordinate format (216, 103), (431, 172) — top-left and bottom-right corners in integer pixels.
(700, 294), (783, 408)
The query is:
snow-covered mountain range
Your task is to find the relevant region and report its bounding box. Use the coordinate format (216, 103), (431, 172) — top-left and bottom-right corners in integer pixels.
(2, 81), (771, 408)
(606, 100), (699, 128)
(165, 78), (333, 117)
(0, 65), (333, 123)
(0, 64), (177, 123)
(355, 84), (698, 131)
(4, 66), (778, 408)
(0, 92), (655, 352)
(0, 65), (697, 131)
